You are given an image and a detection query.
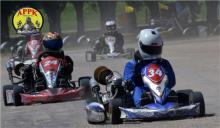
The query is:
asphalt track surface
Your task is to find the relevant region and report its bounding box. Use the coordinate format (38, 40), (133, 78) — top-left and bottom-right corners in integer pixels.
(1, 36), (220, 128)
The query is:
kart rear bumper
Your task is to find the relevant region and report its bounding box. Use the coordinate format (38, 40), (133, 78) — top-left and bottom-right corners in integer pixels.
(120, 103), (200, 119)
(20, 87), (85, 104)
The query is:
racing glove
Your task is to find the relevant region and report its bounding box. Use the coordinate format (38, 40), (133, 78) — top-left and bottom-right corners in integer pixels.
(122, 79), (133, 92)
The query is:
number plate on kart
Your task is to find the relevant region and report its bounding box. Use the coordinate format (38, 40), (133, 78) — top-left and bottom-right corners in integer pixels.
(145, 64), (165, 83)
(6, 90), (14, 104)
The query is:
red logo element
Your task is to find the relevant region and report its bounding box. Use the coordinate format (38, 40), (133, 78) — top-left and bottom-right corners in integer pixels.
(146, 64), (165, 84)
(40, 56), (61, 72)
(18, 8), (38, 16)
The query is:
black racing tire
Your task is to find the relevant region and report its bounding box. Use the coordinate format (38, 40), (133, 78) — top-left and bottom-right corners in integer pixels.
(87, 120), (105, 125)
(125, 48), (135, 59)
(2, 85), (14, 106)
(177, 89), (193, 105)
(190, 91), (205, 117)
(85, 51), (96, 62)
(109, 98), (123, 124)
(13, 86), (24, 106)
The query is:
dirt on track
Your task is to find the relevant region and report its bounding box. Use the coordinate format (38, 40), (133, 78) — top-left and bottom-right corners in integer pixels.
(1, 36), (220, 128)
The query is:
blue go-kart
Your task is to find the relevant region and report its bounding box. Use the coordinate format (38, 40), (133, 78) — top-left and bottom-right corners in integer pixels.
(85, 66), (205, 124)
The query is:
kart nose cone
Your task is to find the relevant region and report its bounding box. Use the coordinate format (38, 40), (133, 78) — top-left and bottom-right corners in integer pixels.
(86, 102), (106, 123)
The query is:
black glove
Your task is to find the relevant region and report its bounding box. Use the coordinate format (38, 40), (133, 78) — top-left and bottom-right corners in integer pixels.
(122, 79), (133, 91)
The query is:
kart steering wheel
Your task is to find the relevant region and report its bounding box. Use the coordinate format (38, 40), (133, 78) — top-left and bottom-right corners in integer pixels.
(37, 51), (65, 62)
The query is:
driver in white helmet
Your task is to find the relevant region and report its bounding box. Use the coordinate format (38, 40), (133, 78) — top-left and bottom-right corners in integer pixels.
(123, 29), (176, 108)
(94, 20), (124, 55)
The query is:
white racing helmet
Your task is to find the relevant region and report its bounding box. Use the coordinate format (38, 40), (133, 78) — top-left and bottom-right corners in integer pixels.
(137, 29), (163, 60)
(105, 20), (116, 32)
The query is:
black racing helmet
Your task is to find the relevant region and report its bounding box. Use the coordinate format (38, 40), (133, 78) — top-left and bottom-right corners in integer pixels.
(42, 32), (63, 51)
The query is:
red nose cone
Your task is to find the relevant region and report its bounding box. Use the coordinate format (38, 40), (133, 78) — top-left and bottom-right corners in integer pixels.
(146, 64), (165, 84)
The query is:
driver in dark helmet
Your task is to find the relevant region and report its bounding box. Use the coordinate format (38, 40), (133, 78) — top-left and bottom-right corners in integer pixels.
(123, 29), (176, 107)
(36, 32), (73, 79)
(94, 20), (124, 55)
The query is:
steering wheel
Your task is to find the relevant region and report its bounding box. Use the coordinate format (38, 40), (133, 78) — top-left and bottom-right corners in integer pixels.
(37, 51), (65, 62)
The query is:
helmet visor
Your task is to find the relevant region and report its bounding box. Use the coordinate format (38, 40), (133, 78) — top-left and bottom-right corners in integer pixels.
(43, 39), (63, 50)
(106, 25), (116, 31)
(140, 42), (162, 55)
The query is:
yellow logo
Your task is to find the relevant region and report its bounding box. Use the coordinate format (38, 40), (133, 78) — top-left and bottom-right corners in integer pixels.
(13, 7), (44, 35)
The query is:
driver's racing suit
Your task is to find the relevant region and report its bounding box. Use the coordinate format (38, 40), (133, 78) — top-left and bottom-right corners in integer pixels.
(123, 51), (176, 107)
(94, 31), (124, 54)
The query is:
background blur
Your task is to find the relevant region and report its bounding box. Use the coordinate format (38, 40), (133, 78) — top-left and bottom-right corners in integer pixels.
(1, 1), (220, 46)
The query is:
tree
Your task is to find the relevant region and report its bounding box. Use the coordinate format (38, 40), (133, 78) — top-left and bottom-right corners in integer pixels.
(98, 1), (116, 31)
(42, 1), (67, 33)
(206, 1), (219, 29)
(145, 1), (160, 20)
(72, 1), (84, 35)
(1, 1), (12, 42)
(1, 1), (44, 42)
(125, 1), (144, 30)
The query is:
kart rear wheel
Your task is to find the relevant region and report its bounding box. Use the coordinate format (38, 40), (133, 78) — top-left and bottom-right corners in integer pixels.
(85, 51), (96, 62)
(13, 86), (24, 106)
(2, 85), (14, 106)
(125, 48), (135, 59)
(190, 91), (205, 117)
(109, 98), (123, 124)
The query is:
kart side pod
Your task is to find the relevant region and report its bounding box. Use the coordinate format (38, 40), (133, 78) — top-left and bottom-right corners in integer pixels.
(78, 76), (91, 87)
(86, 102), (106, 123)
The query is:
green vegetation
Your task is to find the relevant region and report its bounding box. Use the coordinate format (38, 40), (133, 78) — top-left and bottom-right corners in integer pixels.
(61, 3), (76, 32)
(8, 1), (216, 36)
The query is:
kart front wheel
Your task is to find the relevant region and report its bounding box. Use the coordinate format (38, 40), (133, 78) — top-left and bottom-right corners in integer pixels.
(13, 86), (24, 106)
(85, 51), (96, 62)
(177, 89), (193, 105)
(2, 85), (14, 106)
(109, 98), (123, 124)
(191, 91), (205, 117)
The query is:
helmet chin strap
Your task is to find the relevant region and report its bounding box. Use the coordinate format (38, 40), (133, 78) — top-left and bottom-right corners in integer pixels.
(141, 54), (161, 60)
(106, 29), (116, 34)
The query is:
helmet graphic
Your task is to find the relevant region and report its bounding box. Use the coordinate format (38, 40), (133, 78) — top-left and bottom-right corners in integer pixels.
(105, 20), (116, 32)
(42, 32), (63, 51)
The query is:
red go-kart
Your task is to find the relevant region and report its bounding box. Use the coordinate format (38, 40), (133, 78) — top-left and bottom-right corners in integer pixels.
(3, 51), (91, 106)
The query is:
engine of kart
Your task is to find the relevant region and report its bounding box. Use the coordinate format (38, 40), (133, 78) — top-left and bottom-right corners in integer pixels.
(94, 66), (113, 85)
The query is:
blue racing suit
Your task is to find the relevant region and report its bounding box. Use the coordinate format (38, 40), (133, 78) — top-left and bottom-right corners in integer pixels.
(123, 57), (176, 108)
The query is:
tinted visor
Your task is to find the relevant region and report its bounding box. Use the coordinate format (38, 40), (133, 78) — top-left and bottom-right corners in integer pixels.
(140, 42), (162, 55)
(43, 39), (63, 50)
(106, 25), (116, 31)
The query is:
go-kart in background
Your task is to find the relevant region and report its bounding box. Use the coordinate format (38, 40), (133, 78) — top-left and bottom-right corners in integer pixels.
(1, 1), (220, 128)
